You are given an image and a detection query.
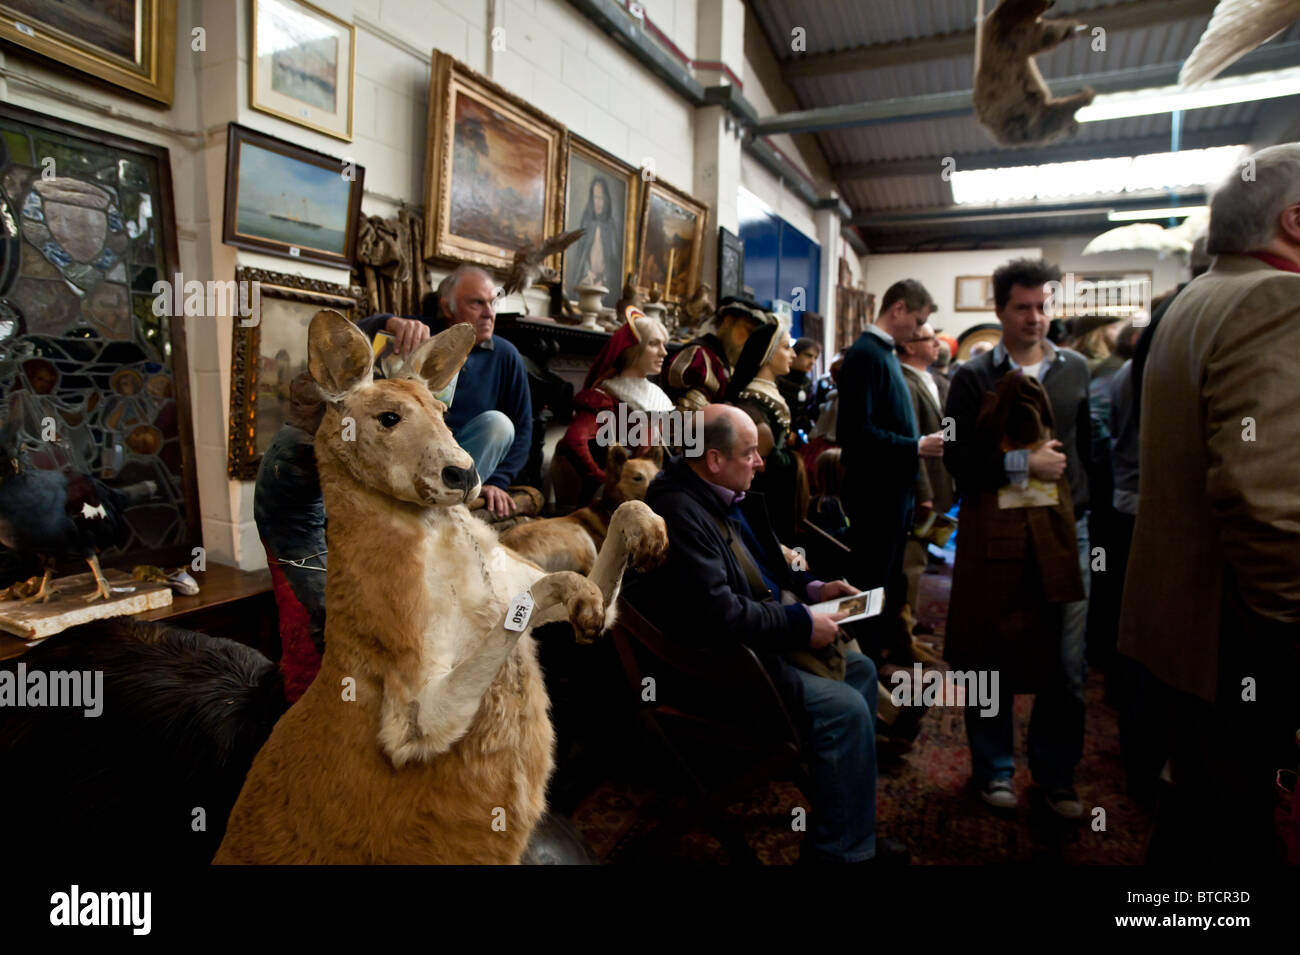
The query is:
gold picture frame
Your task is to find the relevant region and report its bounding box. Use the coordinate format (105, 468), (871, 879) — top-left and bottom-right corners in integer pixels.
(250, 0), (355, 142)
(562, 136), (638, 311)
(635, 177), (708, 304)
(954, 275), (995, 312)
(0, 0), (176, 105)
(423, 49), (566, 271)
(227, 267), (364, 480)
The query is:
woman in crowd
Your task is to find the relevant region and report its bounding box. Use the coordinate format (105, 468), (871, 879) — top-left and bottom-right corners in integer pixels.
(728, 319), (808, 544)
(557, 307), (671, 504)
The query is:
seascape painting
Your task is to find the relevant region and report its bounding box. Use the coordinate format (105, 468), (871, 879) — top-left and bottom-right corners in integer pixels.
(448, 91), (548, 253)
(260, 0), (339, 112)
(233, 141), (350, 256)
(563, 150), (630, 309)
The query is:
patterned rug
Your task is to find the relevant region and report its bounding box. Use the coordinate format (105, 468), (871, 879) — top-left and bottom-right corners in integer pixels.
(569, 555), (1152, 864)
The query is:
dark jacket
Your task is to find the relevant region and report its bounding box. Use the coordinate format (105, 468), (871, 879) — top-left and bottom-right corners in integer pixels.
(944, 342), (1092, 518)
(944, 374), (1084, 691)
(623, 455), (818, 725)
(254, 422), (326, 636)
(359, 308), (533, 489)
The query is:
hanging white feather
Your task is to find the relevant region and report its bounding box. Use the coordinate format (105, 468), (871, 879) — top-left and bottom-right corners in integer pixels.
(1180, 0), (1300, 89)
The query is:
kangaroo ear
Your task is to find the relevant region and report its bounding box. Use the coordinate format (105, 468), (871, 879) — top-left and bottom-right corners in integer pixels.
(607, 443), (628, 472)
(308, 310), (373, 401)
(407, 322), (475, 394)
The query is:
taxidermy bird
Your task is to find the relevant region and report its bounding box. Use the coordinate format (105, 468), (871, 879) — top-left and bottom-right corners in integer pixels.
(973, 0), (1096, 147)
(0, 444), (159, 602)
(1181, 0), (1300, 87)
(1083, 208), (1210, 257)
(615, 270), (642, 318)
(682, 282), (714, 325)
(502, 229), (585, 296)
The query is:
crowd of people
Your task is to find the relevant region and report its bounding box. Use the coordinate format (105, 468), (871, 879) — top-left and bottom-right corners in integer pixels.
(253, 143), (1300, 866)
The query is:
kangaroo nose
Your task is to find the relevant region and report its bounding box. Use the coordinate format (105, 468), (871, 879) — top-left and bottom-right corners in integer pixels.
(442, 465), (479, 499)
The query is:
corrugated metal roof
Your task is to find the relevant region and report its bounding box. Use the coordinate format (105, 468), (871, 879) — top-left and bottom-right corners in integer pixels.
(745, 0), (1298, 244)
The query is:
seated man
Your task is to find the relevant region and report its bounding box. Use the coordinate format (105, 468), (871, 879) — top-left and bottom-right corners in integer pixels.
(359, 265), (532, 517)
(623, 403), (908, 864)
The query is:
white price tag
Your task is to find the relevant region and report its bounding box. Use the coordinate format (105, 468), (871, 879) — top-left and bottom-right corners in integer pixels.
(504, 591), (534, 632)
(15, 21), (35, 36)
(288, 246), (300, 256)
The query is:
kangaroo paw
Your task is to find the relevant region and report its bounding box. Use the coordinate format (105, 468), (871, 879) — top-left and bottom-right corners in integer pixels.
(611, 500), (669, 571)
(530, 571), (606, 643)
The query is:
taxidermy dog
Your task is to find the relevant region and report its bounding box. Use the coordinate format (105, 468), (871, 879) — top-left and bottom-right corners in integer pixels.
(215, 311), (667, 864)
(500, 444), (664, 574)
(973, 0), (1096, 147)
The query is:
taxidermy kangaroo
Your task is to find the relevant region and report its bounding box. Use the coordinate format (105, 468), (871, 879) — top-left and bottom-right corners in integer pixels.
(215, 311), (667, 864)
(973, 0), (1096, 147)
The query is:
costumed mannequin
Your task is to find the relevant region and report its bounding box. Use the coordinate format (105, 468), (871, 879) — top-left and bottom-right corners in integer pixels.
(556, 307), (671, 504)
(729, 318), (809, 546)
(667, 295), (772, 411)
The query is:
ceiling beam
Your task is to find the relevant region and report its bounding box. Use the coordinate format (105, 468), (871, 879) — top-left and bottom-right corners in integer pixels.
(781, 0), (1218, 81)
(850, 190), (1207, 228)
(754, 41), (1300, 137)
(831, 126), (1255, 180)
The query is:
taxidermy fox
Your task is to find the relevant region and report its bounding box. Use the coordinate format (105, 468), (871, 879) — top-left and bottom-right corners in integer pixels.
(973, 0), (1096, 147)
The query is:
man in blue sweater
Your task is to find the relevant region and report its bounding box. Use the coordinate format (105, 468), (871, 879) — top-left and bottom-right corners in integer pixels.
(837, 280), (946, 656)
(360, 265), (533, 517)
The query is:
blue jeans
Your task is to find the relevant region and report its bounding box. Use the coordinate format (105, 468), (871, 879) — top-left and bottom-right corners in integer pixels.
(454, 410), (515, 486)
(966, 515), (1091, 791)
(794, 651), (879, 861)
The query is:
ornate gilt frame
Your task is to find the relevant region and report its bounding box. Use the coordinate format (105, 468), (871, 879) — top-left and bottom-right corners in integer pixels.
(635, 176), (708, 305)
(422, 49), (567, 271)
(562, 134), (638, 300)
(0, 0), (176, 105)
(227, 267), (365, 480)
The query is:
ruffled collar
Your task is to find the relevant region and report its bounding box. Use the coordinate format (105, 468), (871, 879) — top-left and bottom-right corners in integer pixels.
(600, 375), (673, 413)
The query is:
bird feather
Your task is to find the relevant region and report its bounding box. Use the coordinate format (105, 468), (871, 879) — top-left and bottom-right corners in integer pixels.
(1180, 0), (1300, 88)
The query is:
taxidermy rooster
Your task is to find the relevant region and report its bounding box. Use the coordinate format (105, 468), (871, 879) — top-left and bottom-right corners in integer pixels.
(1181, 0), (1300, 87)
(973, 0), (1096, 147)
(0, 448), (158, 602)
(502, 228), (585, 296)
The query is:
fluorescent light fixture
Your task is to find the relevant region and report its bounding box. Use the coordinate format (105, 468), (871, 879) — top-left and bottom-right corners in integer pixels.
(1108, 205), (1209, 222)
(1077, 67), (1300, 123)
(950, 146), (1243, 205)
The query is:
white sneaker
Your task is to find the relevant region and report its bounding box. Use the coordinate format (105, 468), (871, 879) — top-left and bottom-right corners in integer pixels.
(979, 777), (1017, 810)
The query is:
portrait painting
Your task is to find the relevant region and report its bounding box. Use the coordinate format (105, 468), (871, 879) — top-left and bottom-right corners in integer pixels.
(562, 138), (636, 309)
(0, 0), (175, 104)
(636, 179), (707, 304)
(424, 51), (564, 269)
(251, 0), (355, 140)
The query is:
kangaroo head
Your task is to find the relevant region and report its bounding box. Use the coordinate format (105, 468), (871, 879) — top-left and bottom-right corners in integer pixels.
(604, 443), (663, 505)
(307, 310), (479, 507)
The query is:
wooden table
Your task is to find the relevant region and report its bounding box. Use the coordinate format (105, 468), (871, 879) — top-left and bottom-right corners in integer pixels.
(0, 563), (278, 662)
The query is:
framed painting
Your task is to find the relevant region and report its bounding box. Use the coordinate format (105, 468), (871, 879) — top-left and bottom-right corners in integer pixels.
(717, 226), (744, 300)
(223, 123), (364, 268)
(954, 275), (994, 311)
(0, 101), (198, 575)
(227, 268), (363, 480)
(423, 50), (566, 270)
(0, 0), (176, 105)
(635, 178), (707, 305)
(250, 0), (355, 142)
(561, 136), (636, 310)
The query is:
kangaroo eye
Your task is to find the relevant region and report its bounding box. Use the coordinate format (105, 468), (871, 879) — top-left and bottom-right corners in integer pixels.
(378, 412), (401, 428)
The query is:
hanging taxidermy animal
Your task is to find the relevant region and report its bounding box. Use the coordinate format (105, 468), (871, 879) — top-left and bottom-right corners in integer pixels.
(502, 228), (585, 296)
(1180, 0), (1300, 88)
(973, 0), (1096, 147)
